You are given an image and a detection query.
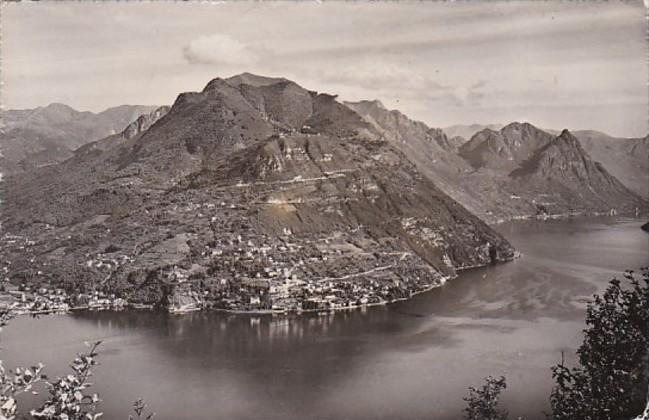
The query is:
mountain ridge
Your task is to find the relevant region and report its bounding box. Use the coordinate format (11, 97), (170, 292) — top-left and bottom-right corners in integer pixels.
(442, 123), (504, 141)
(1, 74), (516, 312)
(348, 101), (646, 222)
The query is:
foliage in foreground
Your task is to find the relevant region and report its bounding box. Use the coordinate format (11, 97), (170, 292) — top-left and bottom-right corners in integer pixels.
(463, 376), (508, 420)
(29, 341), (102, 420)
(0, 304), (154, 420)
(466, 267), (649, 420)
(550, 268), (649, 420)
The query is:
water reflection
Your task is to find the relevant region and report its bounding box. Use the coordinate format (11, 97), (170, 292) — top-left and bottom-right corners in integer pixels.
(2, 218), (647, 420)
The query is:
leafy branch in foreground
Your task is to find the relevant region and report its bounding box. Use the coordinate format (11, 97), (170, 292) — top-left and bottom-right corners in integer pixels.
(463, 376), (508, 420)
(0, 301), (155, 420)
(30, 341), (103, 420)
(0, 303), (48, 420)
(0, 361), (47, 420)
(129, 398), (155, 420)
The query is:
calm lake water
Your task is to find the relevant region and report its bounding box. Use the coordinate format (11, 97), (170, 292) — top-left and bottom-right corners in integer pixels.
(2, 217), (648, 420)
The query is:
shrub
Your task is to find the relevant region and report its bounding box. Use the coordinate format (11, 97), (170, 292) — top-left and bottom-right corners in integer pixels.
(550, 268), (649, 420)
(463, 376), (509, 420)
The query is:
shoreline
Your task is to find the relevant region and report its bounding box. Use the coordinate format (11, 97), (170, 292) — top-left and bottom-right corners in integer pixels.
(203, 279), (450, 316)
(15, 214), (642, 319)
(487, 209), (646, 226)
(14, 254), (519, 318)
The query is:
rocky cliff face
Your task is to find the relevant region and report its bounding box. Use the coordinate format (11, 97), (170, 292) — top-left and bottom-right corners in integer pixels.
(73, 106), (170, 159)
(122, 106), (171, 140)
(1, 74), (515, 311)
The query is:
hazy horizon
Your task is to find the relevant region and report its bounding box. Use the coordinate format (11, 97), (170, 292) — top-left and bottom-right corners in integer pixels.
(2, 1), (647, 137)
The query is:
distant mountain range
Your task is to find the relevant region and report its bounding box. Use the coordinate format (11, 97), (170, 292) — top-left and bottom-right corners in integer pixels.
(0, 103), (158, 175)
(571, 130), (648, 199)
(439, 126), (648, 201)
(442, 123), (504, 142)
(350, 103), (645, 222)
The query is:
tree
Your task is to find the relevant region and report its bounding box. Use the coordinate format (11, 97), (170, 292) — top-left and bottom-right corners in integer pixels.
(550, 268), (649, 420)
(463, 376), (509, 420)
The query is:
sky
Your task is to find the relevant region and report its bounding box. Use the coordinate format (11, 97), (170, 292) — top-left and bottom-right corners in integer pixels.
(1, 1), (647, 137)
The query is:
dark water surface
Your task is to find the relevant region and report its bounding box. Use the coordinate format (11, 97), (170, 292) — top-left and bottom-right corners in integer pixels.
(3, 218), (648, 420)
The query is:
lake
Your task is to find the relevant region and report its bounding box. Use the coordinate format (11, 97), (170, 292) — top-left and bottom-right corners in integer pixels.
(2, 217), (648, 420)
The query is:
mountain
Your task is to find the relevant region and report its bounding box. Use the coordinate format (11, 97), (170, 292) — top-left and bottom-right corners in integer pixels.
(572, 130), (649, 199)
(74, 106), (170, 159)
(345, 100), (496, 219)
(224, 72), (290, 87)
(506, 129), (642, 212)
(459, 122), (555, 171)
(0, 103), (158, 175)
(457, 124), (646, 220)
(345, 100), (462, 153)
(442, 123), (504, 141)
(0, 74), (515, 312)
(348, 102), (646, 222)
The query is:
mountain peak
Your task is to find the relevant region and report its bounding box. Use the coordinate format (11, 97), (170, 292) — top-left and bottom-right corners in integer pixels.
(552, 129), (581, 147)
(476, 127), (501, 136)
(460, 121), (557, 171)
(501, 121), (537, 133)
(42, 102), (78, 113)
(202, 73), (299, 94)
(34, 103), (81, 120)
(442, 123), (504, 140)
(225, 72), (290, 88)
(558, 128), (572, 137)
(201, 77), (228, 93)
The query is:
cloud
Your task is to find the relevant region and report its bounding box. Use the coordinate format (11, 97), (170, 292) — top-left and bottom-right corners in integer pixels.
(305, 59), (449, 97)
(289, 57), (491, 110)
(179, 33), (493, 111)
(451, 86), (470, 104)
(471, 80), (487, 90)
(182, 34), (262, 66)
(448, 81), (488, 106)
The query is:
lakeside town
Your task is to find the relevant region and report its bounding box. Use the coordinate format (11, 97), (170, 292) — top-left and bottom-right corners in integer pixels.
(1, 201), (458, 316)
(0, 229), (450, 316)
